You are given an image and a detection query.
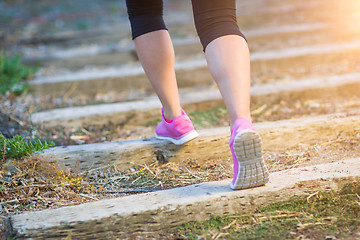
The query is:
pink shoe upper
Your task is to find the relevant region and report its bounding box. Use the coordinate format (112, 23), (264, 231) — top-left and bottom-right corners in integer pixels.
(229, 118), (255, 186)
(155, 109), (195, 140)
(229, 118), (255, 147)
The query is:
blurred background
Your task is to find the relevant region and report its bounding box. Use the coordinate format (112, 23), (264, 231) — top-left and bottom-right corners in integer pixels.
(0, 0), (192, 56)
(1, 0), (360, 144)
(1, 0), (359, 72)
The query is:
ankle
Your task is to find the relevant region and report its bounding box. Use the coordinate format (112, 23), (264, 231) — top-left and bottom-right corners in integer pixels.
(163, 107), (182, 122)
(231, 117), (255, 134)
(230, 115), (252, 130)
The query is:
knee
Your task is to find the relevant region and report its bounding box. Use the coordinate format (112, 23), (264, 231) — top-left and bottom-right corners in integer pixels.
(192, 0), (246, 51)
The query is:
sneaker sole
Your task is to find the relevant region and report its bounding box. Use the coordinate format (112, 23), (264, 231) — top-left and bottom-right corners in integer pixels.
(230, 130), (269, 190)
(155, 130), (199, 145)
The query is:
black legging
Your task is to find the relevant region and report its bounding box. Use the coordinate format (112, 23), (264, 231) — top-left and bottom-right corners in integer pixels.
(126, 0), (246, 51)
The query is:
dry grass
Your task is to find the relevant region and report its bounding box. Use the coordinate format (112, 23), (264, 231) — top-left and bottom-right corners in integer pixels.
(0, 156), (90, 213)
(0, 155), (233, 215)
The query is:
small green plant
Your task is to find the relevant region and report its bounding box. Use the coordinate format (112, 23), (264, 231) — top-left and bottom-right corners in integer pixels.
(0, 134), (54, 160)
(0, 53), (37, 96)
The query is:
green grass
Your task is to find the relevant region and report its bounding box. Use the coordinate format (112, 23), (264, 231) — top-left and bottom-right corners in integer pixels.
(167, 181), (360, 239)
(75, 21), (89, 30)
(145, 106), (228, 128)
(0, 54), (37, 96)
(0, 134), (54, 160)
(188, 106), (228, 128)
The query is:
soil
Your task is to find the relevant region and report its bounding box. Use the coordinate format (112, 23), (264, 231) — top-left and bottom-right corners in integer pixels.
(0, 95), (32, 138)
(0, 112), (25, 138)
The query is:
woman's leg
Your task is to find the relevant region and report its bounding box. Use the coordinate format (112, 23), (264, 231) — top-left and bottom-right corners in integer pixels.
(191, 0), (250, 127)
(205, 35), (251, 126)
(192, 0), (269, 189)
(126, 0), (198, 145)
(134, 30), (182, 120)
(126, 0), (181, 120)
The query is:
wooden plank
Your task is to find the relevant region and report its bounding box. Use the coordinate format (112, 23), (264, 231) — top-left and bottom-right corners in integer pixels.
(10, 158), (360, 239)
(34, 114), (360, 172)
(28, 41), (360, 97)
(30, 73), (360, 128)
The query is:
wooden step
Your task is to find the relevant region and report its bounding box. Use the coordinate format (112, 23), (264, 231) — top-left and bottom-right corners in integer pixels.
(9, 158), (360, 239)
(30, 72), (360, 128)
(28, 41), (360, 98)
(22, 23), (326, 69)
(34, 113), (360, 172)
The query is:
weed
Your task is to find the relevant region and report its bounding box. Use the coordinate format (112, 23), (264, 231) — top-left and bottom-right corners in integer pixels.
(57, 169), (83, 189)
(0, 134), (54, 160)
(0, 54), (37, 96)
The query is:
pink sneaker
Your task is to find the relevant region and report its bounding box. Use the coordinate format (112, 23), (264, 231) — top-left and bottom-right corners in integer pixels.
(229, 118), (269, 190)
(155, 109), (199, 145)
